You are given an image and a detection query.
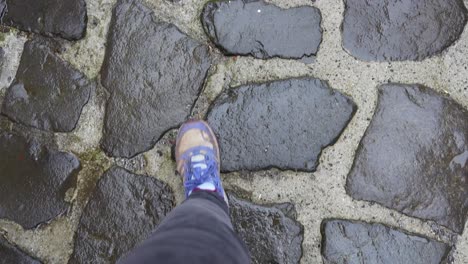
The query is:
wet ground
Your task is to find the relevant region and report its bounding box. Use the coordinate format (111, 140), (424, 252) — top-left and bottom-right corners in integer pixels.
(0, 0), (467, 263)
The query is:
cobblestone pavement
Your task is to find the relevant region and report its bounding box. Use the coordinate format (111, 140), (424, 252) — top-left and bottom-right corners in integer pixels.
(0, 0), (467, 263)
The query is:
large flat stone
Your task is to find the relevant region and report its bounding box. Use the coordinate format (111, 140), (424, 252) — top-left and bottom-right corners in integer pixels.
(0, 1), (6, 20)
(100, 0), (212, 158)
(0, 120), (80, 229)
(1, 0), (87, 40)
(229, 194), (303, 264)
(69, 166), (175, 263)
(206, 78), (356, 172)
(201, 0), (322, 59)
(321, 219), (451, 264)
(1, 37), (92, 132)
(0, 235), (41, 264)
(0, 47), (4, 78)
(346, 84), (468, 234)
(342, 0), (468, 61)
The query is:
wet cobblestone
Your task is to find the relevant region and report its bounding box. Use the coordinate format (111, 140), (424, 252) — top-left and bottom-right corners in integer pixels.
(0, 0), (87, 40)
(322, 219), (451, 264)
(342, 0), (467, 61)
(202, 0), (322, 59)
(207, 78), (356, 172)
(0, 119), (80, 229)
(2, 37), (92, 132)
(229, 193), (304, 264)
(100, 0), (213, 158)
(347, 84), (468, 234)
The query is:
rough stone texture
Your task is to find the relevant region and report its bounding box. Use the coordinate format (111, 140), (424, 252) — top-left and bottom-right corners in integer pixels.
(0, 47), (4, 83)
(1, 0), (87, 40)
(202, 0), (322, 59)
(69, 166), (175, 264)
(342, 0), (468, 61)
(100, 0), (212, 158)
(229, 193), (303, 264)
(0, 121), (80, 229)
(206, 78), (356, 172)
(0, 1), (6, 20)
(0, 235), (41, 264)
(347, 84), (468, 234)
(321, 219), (451, 264)
(0, 48), (4, 65)
(1, 37), (92, 132)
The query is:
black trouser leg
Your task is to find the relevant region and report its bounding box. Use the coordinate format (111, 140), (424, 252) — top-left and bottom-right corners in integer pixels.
(118, 191), (251, 264)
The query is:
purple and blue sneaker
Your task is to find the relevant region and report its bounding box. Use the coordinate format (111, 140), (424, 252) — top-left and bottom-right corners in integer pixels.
(175, 120), (228, 205)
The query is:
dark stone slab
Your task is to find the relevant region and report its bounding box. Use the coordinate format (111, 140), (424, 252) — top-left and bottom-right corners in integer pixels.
(1, 37), (92, 132)
(342, 0), (468, 61)
(69, 166), (175, 263)
(202, 0), (322, 59)
(0, 47), (4, 68)
(347, 84), (468, 234)
(206, 78), (356, 172)
(0, 1), (6, 20)
(0, 121), (80, 229)
(1, 0), (87, 40)
(0, 235), (41, 264)
(321, 219), (451, 264)
(229, 193), (303, 264)
(100, 0), (212, 158)
(0, 0), (7, 22)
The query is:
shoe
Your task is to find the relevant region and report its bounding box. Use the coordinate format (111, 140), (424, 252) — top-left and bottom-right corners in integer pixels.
(175, 120), (228, 205)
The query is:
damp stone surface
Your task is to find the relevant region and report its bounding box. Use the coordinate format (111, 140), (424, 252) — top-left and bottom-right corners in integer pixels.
(202, 0), (322, 59)
(321, 219), (451, 264)
(207, 78), (356, 172)
(0, 0), (87, 40)
(0, 120), (80, 229)
(342, 0), (468, 61)
(1, 37), (92, 132)
(229, 193), (303, 264)
(346, 84), (468, 234)
(100, 0), (213, 158)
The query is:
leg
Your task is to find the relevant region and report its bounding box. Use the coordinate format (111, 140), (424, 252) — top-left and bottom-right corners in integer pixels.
(119, 191), (250, 264)
(118, 120), (251, 264)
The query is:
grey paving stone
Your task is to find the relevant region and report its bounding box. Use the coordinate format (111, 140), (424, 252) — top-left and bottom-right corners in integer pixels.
(100, 0), (212, 158)
(69, 166), (175, 264)
(206, 78), (356, 172)
(229, 193), (303, 264)
(0, 1), (6, 20)
(321, 219), (451, 264)
(0, 47), (4, 75)
(1, 37), (92, 132)
(0, 119), (80, 229)
(0, 0), (87, 40)
(202, 0), (322, 59)
(0, 235), (41, 264)
(342, 0), (468, 61)
(346, 84), (468, 234)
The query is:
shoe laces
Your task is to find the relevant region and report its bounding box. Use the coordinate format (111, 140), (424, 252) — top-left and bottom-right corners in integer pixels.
(183, 153), (221, 197)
